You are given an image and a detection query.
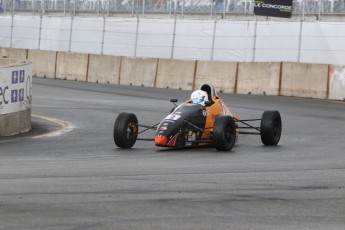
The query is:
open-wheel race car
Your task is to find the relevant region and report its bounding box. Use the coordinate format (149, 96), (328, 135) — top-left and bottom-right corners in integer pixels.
(113, 84), (282, 151)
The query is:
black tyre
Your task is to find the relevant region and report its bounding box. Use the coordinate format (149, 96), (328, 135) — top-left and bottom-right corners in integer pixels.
(113, 113), (138, 148)
(260, 110), (282, 146)
(213, 115), (236, 151)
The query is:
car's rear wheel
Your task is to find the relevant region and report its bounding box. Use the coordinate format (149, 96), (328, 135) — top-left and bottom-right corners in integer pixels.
(213, 115), (236, 151)
(260, 110), (282, 145)
(113, 112), (138, 148)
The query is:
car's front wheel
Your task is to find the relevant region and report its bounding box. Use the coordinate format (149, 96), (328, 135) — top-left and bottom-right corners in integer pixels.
(113, 112), (138, 148)
(213, 115), (236, 151)
(260, 110), (282, 146)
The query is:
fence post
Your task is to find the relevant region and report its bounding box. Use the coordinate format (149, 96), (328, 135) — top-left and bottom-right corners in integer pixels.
(101, 16), (106, 55)
(10, 0), (14, 48)
(38, 14), (43, 50)
(252, 16), (257, 62)
(171, 14), (177, 59)
(68, 16), (74, 52)
(211, 19), (217, 61)
(134, 16), (139, 57)
(297, 0), (305, 62)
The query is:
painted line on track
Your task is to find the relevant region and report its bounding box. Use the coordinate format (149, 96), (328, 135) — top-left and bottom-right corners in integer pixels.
(0, 115), (74, 143)
(31, 114), (74, 138)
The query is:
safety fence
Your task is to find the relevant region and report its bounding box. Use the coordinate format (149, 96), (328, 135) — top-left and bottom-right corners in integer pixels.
(1, 15), (345, 65)
(1, 0), (345, 18)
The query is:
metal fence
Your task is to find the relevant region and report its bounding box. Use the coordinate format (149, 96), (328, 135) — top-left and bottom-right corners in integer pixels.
(1, 0), (345, 18)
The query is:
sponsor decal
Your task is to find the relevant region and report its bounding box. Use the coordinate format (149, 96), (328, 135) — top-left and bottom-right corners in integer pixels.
(202, 109), (206, 116)
(164, 114), (181, 121)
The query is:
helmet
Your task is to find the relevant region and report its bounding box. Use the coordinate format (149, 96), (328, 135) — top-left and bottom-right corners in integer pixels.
(191, 90), (208, 105)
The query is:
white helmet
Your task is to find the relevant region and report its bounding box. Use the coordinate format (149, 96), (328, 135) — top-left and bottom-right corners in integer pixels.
(191, 90), (208, 105)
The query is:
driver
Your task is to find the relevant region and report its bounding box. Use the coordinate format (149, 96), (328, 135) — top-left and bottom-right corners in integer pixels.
(190, 90), (208, 106)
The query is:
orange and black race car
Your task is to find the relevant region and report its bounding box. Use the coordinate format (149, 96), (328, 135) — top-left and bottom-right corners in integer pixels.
(113, 84), (282, 151)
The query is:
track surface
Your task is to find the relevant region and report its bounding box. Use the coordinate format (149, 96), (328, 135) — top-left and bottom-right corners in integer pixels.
(1, 78), (345, 230)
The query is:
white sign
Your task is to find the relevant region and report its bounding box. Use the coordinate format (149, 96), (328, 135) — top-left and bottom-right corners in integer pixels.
(0, 64), (32, 115)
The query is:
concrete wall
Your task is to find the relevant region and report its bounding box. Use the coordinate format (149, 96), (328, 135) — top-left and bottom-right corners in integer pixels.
(0, 109), (31, 136)
(155, 59), (196, 90)
(56, 52), (88, 81)
(0, 58), (18, 66)
(281, 62), (329, 99)
(88, 54), (121, 84)
(28, 50), (57, 79)
(3, 47), (343, 102)
(237, 62), (281, 95)
(195, 61), (237, 93)
(120, 57), (157, 87)
(0, 47), (28, 60)
(329, 65), (345, 101)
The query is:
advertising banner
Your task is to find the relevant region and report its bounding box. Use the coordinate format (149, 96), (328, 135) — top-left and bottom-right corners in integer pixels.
(0, 64), (32, 115)
(254, 0), (293, 18)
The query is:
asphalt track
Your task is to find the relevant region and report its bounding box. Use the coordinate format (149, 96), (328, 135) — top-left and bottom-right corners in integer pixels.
(1, 77), (345, 230)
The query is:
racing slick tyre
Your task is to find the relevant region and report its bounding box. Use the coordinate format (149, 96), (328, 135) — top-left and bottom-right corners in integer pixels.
(260, 110), (282, 146)
(113, 112), (138, 148)
(213, 115), (236, 151)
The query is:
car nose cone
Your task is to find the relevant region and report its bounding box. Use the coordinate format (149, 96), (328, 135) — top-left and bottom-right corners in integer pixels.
(154, 136), (168, 146)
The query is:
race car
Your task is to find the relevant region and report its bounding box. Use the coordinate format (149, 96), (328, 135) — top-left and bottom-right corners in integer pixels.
(113, 84), (282, 151)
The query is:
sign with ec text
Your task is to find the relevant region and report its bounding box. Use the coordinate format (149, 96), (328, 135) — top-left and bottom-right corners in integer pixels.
(0, 64), (32, 115)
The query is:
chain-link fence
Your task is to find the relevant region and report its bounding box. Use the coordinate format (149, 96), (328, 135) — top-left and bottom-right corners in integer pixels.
(0, 0), (344, 18)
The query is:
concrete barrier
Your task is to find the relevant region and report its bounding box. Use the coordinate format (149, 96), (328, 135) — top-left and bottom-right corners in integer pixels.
(237, 62), (281, 95)
(120, 57), (158, 87)
(155, 59), (196, 90)
(281, 62), (328, 99)
(0, 58), (32, 136)
(28, 50), (57, 79)
(194, 61), (237, 93)
(329, 65), (345, 101)
(88, 54), (121, 84)
(0, 47), (28, 60)
(56, 52), (88, 81)
(0, 109), (31, 136)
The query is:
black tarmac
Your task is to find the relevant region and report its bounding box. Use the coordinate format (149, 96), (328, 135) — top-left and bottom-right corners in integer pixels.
(1, 77), (345, 230)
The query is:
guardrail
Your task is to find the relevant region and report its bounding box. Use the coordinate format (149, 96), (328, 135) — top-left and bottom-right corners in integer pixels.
(1, 0), (345, 19)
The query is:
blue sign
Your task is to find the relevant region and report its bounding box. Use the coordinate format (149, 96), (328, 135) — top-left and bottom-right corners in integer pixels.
(19, 89), (24, 101)
(12, 71), (19, 84)
(20, 70), (25, 83)
(11, 90), (18, 102)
